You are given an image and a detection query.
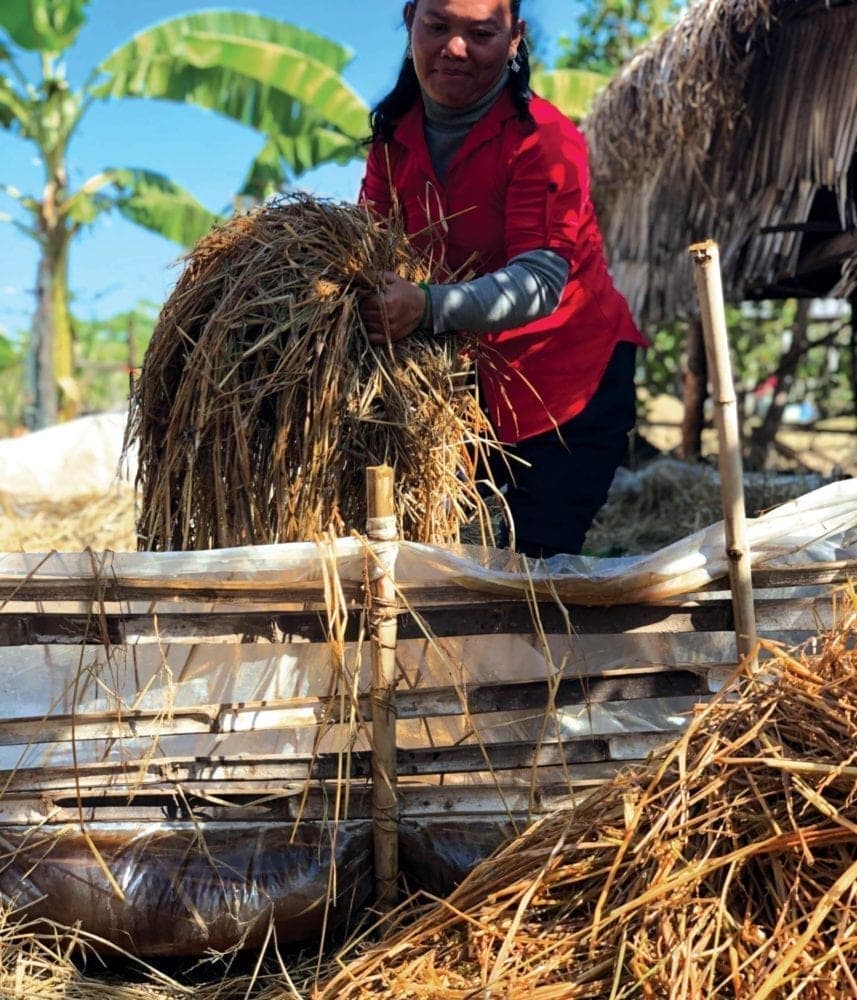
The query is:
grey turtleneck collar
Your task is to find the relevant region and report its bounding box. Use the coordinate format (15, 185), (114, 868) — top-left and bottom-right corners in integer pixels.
(421, 67), (510, 127)
(421, 69), (510, 182)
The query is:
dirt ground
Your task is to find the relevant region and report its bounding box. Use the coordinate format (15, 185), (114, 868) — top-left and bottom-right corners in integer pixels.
(641, 392), (857, 473)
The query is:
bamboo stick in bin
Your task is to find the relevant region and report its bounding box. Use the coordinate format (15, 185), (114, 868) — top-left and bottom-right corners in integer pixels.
(689, 240), (758, 664)
(366, 464), (400, 908)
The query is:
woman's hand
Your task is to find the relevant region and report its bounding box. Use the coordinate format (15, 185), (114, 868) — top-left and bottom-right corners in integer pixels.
(361, 272), (428, 344)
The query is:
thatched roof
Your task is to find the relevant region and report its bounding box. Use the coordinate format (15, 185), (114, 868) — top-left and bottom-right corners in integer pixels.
(583, 0), (857, 327)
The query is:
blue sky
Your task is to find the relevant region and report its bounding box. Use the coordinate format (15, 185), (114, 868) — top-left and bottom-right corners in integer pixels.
(0, 1), (576, 338)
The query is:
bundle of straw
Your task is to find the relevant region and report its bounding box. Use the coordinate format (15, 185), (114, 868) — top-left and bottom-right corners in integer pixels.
(126, 195), (495, 551)
(321, 593), (857, 998)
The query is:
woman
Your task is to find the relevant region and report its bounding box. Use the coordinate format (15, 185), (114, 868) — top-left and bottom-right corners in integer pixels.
(360, 0), (647, 558)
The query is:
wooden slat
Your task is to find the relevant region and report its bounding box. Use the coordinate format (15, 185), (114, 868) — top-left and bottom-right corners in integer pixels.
(0, 579), (340, 605)
(0, 731), (678, 795)
(0, 779), (616, 824)
(396, 668), (711, 716)
(0, 594), (836, 645)
(0, 670), (711, 747)
(2, 561), (853, 608)
(695, 562), (857, 591)
(751, 562), (857, 588)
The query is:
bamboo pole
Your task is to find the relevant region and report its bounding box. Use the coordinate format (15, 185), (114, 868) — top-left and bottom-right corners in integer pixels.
(689, 240), (758, 665)
(365, 464), (399, 908)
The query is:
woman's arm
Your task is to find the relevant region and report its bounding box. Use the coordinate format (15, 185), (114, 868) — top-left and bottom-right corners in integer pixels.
(426, 249), (568, 334)
(361, 250), (568, 344)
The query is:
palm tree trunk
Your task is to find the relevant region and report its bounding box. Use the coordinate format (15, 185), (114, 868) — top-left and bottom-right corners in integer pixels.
(30, 165), (75, 428)
(50, 231), (76, 422)
(31, 254), (58, 429)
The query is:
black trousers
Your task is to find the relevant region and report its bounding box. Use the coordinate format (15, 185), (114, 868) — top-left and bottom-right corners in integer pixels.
(492, 342), (637, 558)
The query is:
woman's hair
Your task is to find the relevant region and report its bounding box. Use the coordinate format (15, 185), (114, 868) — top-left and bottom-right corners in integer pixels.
(368, 0), (532, 143)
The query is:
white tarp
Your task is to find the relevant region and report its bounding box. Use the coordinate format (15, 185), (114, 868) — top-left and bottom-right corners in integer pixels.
(0, 412), (134, 512)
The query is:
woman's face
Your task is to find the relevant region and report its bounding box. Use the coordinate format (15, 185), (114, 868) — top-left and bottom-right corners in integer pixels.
(404, 0), (524, 109)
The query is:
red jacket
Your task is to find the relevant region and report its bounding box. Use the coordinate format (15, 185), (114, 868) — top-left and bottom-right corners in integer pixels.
(360, 89), (647, 444)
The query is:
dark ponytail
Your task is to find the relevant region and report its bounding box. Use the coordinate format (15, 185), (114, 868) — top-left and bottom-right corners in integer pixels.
(509, 34), (533, 128)
(368, 0), (533, 143)
(369, 56), (421, 143)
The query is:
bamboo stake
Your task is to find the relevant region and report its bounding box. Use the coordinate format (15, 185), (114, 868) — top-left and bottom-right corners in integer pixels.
(365, 464), (400, 908)
(689, 240), (758, 665)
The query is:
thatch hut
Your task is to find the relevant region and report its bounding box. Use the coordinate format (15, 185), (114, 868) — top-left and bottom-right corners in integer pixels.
(584, 0), (857, 326)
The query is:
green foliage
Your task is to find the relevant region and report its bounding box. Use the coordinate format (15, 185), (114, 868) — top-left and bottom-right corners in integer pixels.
(0, 331), (18, 370)
(530, 66), (611, 120)
(240, 128), (362, 200)
(557, 0), (682, 73)
(1, 8), (369, 245)
(737, 302), (854, 421)
(95, 13), (367, 143)
(0, 331), (26, 434)
(0, 0), (90, 53)
(638, 320), (685, 398)
(540, 0), (682, 119)
(0, 76), (29, 129)
(639, 301), (854, 420)
(61, 173), (114, 226)
(73, 303), (158, 414)
(107, 169), (222, 248)
(0, 305), (159, 429)
(728, 301), (798, 397)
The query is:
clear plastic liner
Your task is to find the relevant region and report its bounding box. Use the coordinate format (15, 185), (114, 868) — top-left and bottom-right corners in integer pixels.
(0, 822), (373, 956)
(0, 818), (529, 955)
(399, 818), (518, 895)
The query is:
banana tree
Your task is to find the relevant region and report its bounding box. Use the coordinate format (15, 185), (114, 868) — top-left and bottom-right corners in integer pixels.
(0, 2), (369, 427)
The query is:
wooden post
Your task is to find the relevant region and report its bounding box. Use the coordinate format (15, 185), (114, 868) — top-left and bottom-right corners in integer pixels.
(365, 464), (399, 908)
(680, 316), (707, 460)
(689, 241), (758, 665)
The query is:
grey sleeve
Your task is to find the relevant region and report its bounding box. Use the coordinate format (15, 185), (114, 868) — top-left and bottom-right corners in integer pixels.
(426, 249), (569, 335)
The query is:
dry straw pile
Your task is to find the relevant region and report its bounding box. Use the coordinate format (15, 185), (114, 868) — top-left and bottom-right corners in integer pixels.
(126, 194), (495, 551)
(322, 594), (857, 998)
(585, 459), (825, 555)
(0, 488), (137, 553)
(0, 915), (325, 999)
